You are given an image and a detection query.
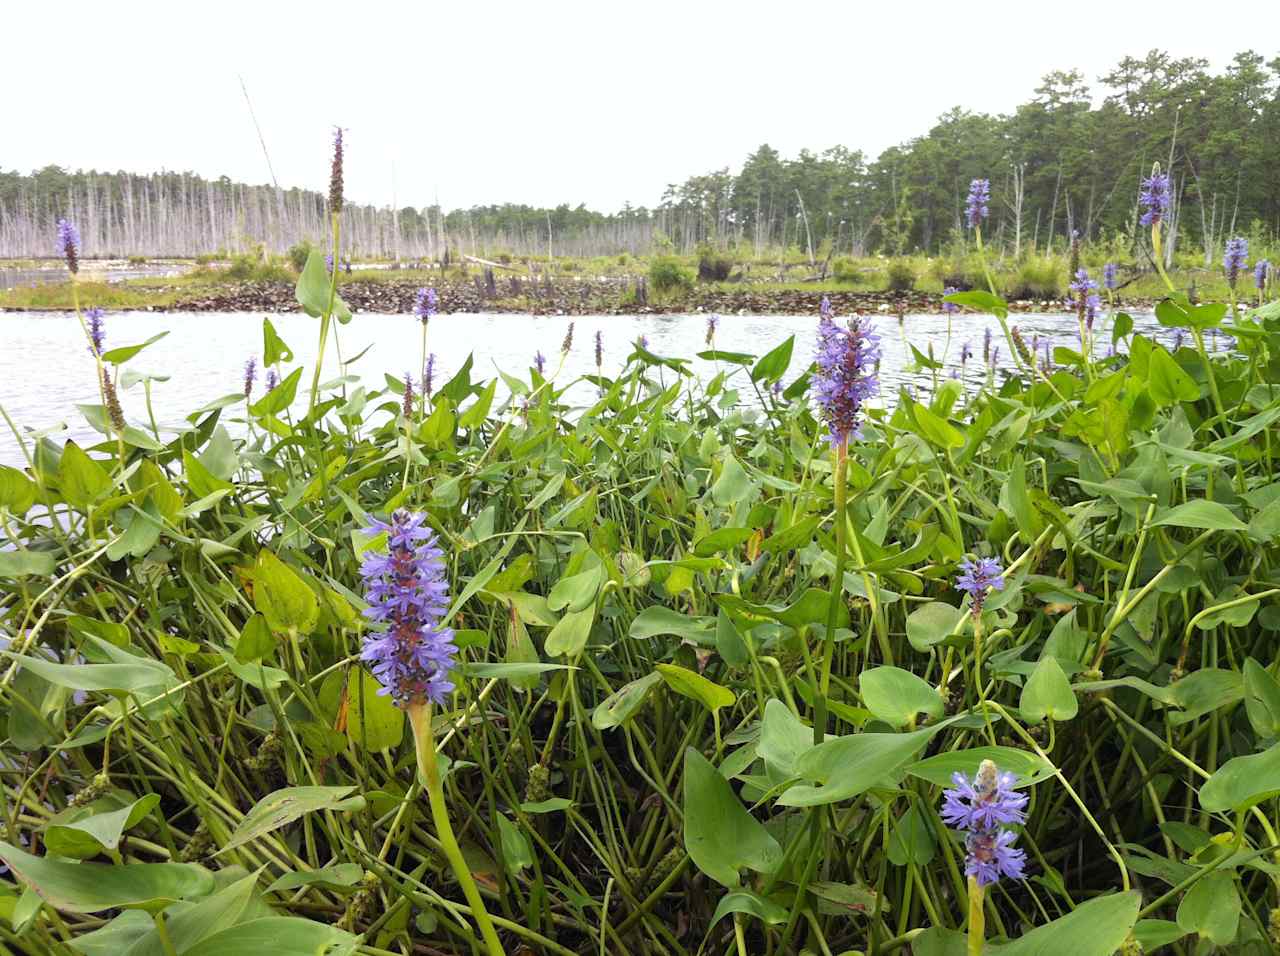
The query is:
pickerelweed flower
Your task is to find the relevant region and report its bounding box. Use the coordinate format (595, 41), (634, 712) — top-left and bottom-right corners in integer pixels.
(813, 314), (880, 446)
(820, 295), (833, 321)
(534, 350), (546, 375)
(961, 341), (973, 365)
(637, 335), (648, 350)
(414, 286), (438, 323)
(1103, 262), (1118, 291)
(991, 345), (1001, 365)
(265, 368), (280, 392)
(329, 127), (344, 213)
(594, 329), (603, 368)
(359, 510), (457, 707)
(942, 762), (1028, 831)
(402, 372), (415, 417)
(561, 322), (575, 355)
(1042, 338), (1052, 368)
(243, 356), (257, 398)
(325, 253), (334, 274)
(943, 286), (959, 314)
(1224, 237), (1248, 286)
(942, 760), (1028, 888)
(423, 354), (436, 396)
(1139, 171), (1171, 227)
(1173, 328), (1187, 351)
(1256, 260), (1271, 291)
(85, 307), (105, 356)
(956, 555), (1004, 616)
(705, 314), (719, 346)
(965, 179), (990, 229)
(983, 327), (992, 363)
(57, 219), (80, 274)
(1069, 268), (1101, 330)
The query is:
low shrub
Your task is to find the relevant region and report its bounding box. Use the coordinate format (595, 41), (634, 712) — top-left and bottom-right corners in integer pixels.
(649, 255), (694, 295)
(696, 243), (734, 282)
(886, 259), (917, 292)
(287, 240), (314, 274)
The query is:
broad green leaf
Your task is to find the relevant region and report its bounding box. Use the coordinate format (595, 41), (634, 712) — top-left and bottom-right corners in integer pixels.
(100, 331), (168, 365)
(253, 551), (319, 635)
(0, 841), (213, 914)
(182, 917), (358, 956)
(221, 787), (365, 852)
(496, 815), (534, 875)
(547, 563), (603, 612)
(859, 666), (943, 728)
(655, 663), (735, 713)
(266, 864), (363, 893)
(778, 723), (947, 807)
(1151, 500), (1247, 531)
(886, 803), (935, 866)
(294, 250), (352, 323)
(44, 794), (160, 860)
(124, 872), (260, 956)
(757, 698), (817, 780)
(711, 454), (754, 506)
(249, 366), (302, 416)
(750, 335), (794, 382)
(692, 526), (754, 557)
(683, 748), (782, 887)
(458, 379), (497, 429)
(628, 606), (716, 642)
(182, 449), (232, 499)
(906, 602), (963, 652)
(592, 671), (662, 730)
(59, 442), (111, 510)
(234, 613), (275, 664)
(544, 606), (595, 658)
(9, 651), (172, 695)
(503, 605), (542, 692)
(1176, 871), (1240, 946)
(1199, 741), (1280, 812)
(1147, 346), (1199, 406)
(0, 464), (36, 513)
(1020, 655), (1079, 723)
(1006, 453), (1042, 543)
(1243, 657), (1280, 738)
(345, 668), (404, 752)
(943, 290), (1008, 318)
(709, 890), (788, 927)
(912, 404), (964, 449)
(0, 549), (56, 578)
(262, 317), (293, 365)
(907, 746), (1055, 788)
(993, 890), (1139, 955)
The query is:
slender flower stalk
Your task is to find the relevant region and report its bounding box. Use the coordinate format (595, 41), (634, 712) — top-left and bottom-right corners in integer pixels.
(310, 128), (346, 414)
(966, 178), (1024, 374)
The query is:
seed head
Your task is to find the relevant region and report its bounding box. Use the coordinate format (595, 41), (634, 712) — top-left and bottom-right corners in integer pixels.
(329, 127), (345, 213)
(561, 322), (575, 355)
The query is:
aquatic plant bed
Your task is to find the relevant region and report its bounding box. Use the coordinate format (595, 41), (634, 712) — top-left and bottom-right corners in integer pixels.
(3, 193), (1280, 956)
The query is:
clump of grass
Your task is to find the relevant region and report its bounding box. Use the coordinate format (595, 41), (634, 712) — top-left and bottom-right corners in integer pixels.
(1005, 255), (1063, 299)
(648, 254), (694, 295)
(886, 258), (917, 292)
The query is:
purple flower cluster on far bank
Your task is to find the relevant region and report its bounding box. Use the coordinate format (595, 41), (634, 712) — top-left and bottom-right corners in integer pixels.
(359, 510), (457, 707)
(942, 760), (1028, 888)
(86, 307), (105, 357)
(965, 179), (990, 229)
(1139, 171), (1171, 227)
(1224, 237), (1248, 286)
(956, 555), (1004, 616)
(414, 286), (438, 323)
(243, 356), (257, 398)
(1069, 268), (1101, 330)
(57, 219), (80, 274)
(1103, 262), (1118, 291)
(813, 312), (880, 447)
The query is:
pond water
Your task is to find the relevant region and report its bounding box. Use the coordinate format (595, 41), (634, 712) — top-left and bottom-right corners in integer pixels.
(0, 309), (1197, 466)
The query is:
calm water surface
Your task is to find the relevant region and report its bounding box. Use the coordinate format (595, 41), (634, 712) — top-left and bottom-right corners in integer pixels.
(0, 309), (1184, 466)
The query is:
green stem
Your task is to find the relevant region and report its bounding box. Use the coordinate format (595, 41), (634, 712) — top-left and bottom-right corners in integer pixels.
(815, 444), (848, 744)
(408, 702), (505, 956)
(966, 876), (985, 956)
(153, 911), (179, 956)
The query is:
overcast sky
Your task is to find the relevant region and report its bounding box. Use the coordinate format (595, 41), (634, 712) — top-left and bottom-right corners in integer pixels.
(5, 1), (1263, 213)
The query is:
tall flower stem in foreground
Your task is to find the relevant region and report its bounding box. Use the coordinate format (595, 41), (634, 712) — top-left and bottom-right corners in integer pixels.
(811, 309), (879, 742)
(309, 128), (344, 416)
(966, 179), (1025, 375)
(359, 510), (502, 955)
(407, 703), (504, 956)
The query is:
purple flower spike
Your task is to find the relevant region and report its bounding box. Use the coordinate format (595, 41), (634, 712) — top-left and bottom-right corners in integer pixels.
(414, 286), (438, 323)
(265, 368), (280, 392)
(594, 329), (603, 367)
(423, 353), (436, 397)
(243, 356), (257, 398)
(57, 219), (81, 274)
(637, 335), (649, 350)
(1224, 237), (1248, 286)
(329, 127), (345, 213)
(1255, 260), (1270, 291)
(85, 307), (106, 356)
(960, 341), (973, 364)
(941, 760), (1029, 888)
(820, 295), (833, 321)
(359, 510), (457, 707)
(1139, 170), (1171, 227)
(956, 555), (1004, 615)
(813, 314), (880, 447)
(534, 350), (546, 376)
(1103, 263), (1118, 291)
(1069, 268), (1101, 330)
(966, 179), (990, 229)
(983, 327), (992, 363)
(943, 286), (960, 315)
(705, 314), (719, 346)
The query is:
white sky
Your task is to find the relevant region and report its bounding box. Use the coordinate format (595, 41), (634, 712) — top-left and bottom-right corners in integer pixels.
(4, 1), (1265, 213)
